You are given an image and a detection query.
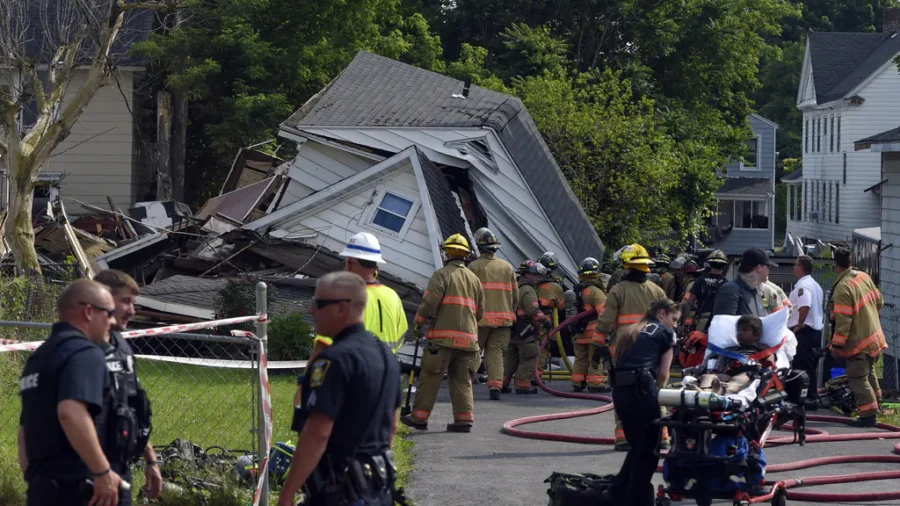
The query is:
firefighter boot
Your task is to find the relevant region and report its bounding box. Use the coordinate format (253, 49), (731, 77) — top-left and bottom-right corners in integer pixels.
(447, 422), (473, 433)
(400, 414), (428, 431)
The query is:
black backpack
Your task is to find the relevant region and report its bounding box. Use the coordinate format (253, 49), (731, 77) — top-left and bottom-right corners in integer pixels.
(546, 472), (654, 506)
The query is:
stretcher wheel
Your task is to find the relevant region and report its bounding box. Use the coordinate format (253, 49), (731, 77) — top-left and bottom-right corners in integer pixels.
(655, 498), (671, 506)
(772, 488), (787, 506)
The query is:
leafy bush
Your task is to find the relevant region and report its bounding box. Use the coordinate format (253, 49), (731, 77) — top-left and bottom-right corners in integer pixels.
(267, 312), (314, 361)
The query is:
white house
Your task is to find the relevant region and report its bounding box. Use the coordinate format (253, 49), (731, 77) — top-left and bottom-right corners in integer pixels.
(785, 8), (900, 244)
(242, 50), (605, 290)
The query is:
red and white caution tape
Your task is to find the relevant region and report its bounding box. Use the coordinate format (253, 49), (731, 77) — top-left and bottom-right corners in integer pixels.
(0, 314), (266, 353)
(231, 330), (274, 506)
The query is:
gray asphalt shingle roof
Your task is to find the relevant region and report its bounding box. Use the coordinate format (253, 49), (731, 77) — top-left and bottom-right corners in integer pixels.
(283, 51), (604, 264)
(716, 177), (772, 196)
(140, 275), (312, 316)
(857, 125), (900, 145)
(808, 32), (900, 104)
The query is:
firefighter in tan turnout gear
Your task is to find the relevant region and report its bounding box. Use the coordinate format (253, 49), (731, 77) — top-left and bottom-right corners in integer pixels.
(401, 234), (484, 433)
(468, 228), (518, 401)
(503, 260), (551, 395)
(591, 244), (670, 451)
(536, 252), (566, 378)
(829, 248), (887, 427)
(570, 257), (608, 393)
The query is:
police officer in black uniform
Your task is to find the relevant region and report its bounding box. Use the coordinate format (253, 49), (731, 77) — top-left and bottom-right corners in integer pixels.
(278, 272), (402, 506)
(18, 280), (125, 506)
(94, 270), (162, 503)
(603, 299), (681, 506)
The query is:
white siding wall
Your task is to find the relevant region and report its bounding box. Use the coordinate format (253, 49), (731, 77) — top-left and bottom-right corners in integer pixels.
(880, 152), (900, 356)
(0, 70), (137, 211)
(791, 60), (900, 242)
(299, 127), (579, 278)
(275, 162), (435, 287)
(279, 141), (376, 207)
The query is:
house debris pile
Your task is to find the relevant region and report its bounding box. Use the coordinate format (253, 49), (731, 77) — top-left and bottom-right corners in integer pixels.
(1, 147), (422, 327)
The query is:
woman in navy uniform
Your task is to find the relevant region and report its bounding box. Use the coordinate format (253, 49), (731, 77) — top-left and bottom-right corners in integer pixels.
(603, 299), (681, 506)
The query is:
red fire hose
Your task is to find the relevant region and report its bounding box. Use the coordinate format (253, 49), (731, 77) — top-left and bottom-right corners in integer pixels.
(501, 311), (900, 503)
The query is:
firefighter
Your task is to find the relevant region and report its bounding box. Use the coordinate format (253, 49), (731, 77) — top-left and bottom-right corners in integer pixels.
(537, 252), (566, 378)
(607, 246), (634, 292)
(762, 276), (790, 316)
(681, 250), (729, 334)
(591, 244), (669, 451)
(401, 234), (484, 433)
(677, 260), (701, 328)
(503, 260), (551, 394)
(829, 248), (886, 427)
(663, 257), (684, 300)
(468, 228), (518, 400)
(570, 257), (608, 393)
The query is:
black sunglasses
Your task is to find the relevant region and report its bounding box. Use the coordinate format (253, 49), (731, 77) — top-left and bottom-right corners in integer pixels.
(79, 302), (116, 317)
(313, 298), (351, 309)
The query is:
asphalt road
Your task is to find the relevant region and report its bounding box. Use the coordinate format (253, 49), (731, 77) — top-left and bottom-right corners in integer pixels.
(404, 383), (900, 506)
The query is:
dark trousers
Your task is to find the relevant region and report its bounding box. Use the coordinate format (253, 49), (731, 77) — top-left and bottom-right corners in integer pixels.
(791, 327), (823, 400)
(611, 384), (661, 506)
(26, 477), (91, 506)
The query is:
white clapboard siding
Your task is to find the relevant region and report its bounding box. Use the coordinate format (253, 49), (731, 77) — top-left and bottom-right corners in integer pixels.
(273, 163), (435, 287)
(297, 127), (579, 277)
(0, 70), (137, 212)
(880, 153), (900, 356)
(791, 56), (900, 242)
(278, 141), (378, 207)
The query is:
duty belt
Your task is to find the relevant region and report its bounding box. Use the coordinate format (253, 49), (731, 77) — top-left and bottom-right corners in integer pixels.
(611, 368), (654, 388)
(304, 451), (406, 506)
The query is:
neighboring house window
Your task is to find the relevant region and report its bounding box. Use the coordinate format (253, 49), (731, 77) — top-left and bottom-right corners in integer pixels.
(811, 118), (816, 153)
(842, 152), (847, 184)
(362, 186), (420, 238)
(733, 200), (768, 229)
(816, 117), (821, 152)
(837, 114), (841, 151)
(823, 117), (828, 154)
(741, 136), (759, 170)
(830, 115), (835, 152)
(804, 119), (808, 154)
(835, 181), (840, 223)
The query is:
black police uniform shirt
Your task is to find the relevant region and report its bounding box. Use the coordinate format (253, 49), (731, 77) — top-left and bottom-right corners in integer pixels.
(614, 319), (676, 377)
(292, 323), (401, 461)
(20, 323), (108, 482)
(104, 330), (139, 476)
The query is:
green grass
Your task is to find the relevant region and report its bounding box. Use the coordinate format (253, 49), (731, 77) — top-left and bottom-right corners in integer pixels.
(0, 362), (414, 506)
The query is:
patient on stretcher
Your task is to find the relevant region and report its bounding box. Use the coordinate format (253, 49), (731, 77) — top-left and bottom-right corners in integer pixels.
(690, 316), (777, 394)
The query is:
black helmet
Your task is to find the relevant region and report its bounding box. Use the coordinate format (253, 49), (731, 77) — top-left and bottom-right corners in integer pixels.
(654, 254), (671, 266)
(579, 257), (601, 276)
(518, 260), (547, 276)
(474, 227), (501, 252)
(539, 252), (559, 271)
(707, 249), (729, 266)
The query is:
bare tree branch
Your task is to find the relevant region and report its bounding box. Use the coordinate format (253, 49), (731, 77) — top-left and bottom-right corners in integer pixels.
(120, 1), (177, 12)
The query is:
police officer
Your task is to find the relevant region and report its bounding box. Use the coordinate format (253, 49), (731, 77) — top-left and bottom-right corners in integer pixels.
(601, 299), (681, 506)
(94, 270), (162, 503)
(279, 272), (402, 506)
(402, 234), (484, 432)
(468, 228), (518, 400)
(537, 252), (566, 379)
(504, 260), (552, 394)
(19, 280), (124, 506)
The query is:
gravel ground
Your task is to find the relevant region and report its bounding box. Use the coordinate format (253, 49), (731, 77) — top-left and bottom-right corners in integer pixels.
(405, 383), (900, 506)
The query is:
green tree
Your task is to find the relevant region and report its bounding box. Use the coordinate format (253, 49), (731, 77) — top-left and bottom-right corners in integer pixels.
(497, 23), (568, 80)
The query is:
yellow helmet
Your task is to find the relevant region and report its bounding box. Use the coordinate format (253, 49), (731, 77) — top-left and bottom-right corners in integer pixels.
(623, 243), (654, 273)
(442, 233), (470, 255)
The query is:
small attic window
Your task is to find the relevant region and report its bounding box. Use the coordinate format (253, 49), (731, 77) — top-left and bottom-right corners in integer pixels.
(362, 186), (420, 239)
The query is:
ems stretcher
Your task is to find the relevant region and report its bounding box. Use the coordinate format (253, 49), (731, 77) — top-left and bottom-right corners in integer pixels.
(654, 310), (809, 506)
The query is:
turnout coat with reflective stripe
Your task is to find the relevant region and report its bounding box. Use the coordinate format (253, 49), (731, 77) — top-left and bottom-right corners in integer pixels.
(829, 269), (886, 358)
(537, 279), (565, 312)
(415, 259), (485, 351)
(575, 281), (606, 345)
(468, 252), (518, 327)
(594, 278), (667, 348)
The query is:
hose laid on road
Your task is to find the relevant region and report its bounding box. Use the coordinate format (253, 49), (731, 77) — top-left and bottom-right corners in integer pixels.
(501, 311), (900, 503)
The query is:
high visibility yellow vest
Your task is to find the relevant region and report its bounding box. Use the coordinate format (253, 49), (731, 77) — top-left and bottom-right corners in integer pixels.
(313, 283), (408, 353)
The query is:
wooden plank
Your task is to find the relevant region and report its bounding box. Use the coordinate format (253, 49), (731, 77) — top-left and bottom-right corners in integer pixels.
(107, 196), (138, 240)
(57, 201), (96, 279)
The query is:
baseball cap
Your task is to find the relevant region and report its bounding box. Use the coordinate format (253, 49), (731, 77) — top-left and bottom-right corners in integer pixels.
(739, 248), (778, 272)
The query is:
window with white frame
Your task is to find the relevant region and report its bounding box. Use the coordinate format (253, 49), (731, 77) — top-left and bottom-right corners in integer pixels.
(830, 115), (835, 152)
(717, 200), (769, 229)
(811, 117), (816, 152)
(363, 187), (419, 237)
(837, 114), (841, 151)
(740, 136), (760, 170)
(817, 116), (822, 152)
(823, 116), (828, 153)
(804, 118), (809, 153)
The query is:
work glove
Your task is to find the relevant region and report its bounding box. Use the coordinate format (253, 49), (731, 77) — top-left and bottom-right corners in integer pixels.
(413, 323), (424, 339)
(541, 319), (553, 331)
(590, 344), (610, 369)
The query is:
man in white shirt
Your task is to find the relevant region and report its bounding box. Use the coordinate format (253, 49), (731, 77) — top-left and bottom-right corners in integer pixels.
(788, 255), (824, 407)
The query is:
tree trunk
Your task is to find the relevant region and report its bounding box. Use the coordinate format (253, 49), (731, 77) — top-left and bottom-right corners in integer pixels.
(171, 88), (187, 202)
(156, 90), (172, 200)
(5, 154), (40, 274)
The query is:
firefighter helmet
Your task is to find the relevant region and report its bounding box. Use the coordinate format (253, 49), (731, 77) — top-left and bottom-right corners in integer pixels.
(706, 249), (729, 266)
(518, 259), (547, 276)
(474, 227), (501, 252)
(539, 252), (559, 271)
(613, 245), (636, 264)
(654, 254), (672, 266)
(623, 244), (654, 273)
(684, 261), (700, 274)
(339, 232), (386, 264)
(442, 233), (470, 255)
(579, 257), (602, 276)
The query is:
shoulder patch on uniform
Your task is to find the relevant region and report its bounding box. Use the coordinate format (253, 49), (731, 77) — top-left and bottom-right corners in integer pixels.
(310, 359), (331, 388)
(798, 288), (804, 296)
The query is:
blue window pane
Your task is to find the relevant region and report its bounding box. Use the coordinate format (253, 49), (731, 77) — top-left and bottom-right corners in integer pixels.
(379, 193), (413, 217)
(373, 210), (405, 232)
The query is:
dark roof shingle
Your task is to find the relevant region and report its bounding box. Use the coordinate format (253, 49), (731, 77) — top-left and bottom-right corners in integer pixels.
(809, 32), (900, 104)
(857, 125), (900, 145)
(140, 275), (312, 316)
(283, 51), (605, 264)
(717, 177), (772, 196)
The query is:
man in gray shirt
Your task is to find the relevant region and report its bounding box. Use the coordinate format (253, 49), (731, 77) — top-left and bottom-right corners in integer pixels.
(713, 248), (778, 317)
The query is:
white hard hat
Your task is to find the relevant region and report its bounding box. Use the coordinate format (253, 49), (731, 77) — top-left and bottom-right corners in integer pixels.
(339, 232), (385, 264)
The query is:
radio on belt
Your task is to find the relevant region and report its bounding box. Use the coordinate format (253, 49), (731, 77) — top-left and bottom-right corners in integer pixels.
(657, 389), (743, 411)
